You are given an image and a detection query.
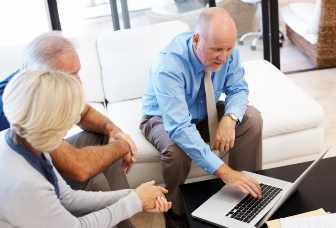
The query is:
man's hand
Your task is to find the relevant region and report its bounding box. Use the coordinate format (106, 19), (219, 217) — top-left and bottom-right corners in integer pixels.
(214, 164), (262, 198)
(109, 131), (137, 174)
(76, 105), (137, 175)
(214, 115), (236, 152)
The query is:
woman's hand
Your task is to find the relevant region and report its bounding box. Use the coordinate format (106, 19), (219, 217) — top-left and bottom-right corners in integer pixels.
(146, 196), (172, 213)
(134, 180), (172, 212)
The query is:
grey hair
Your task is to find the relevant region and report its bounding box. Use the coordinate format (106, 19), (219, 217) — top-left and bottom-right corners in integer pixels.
(3, 69), (85, 152)
(195, 9), (214, 36)
(19, 31), (77, 71)
(195, 7), (231, 36)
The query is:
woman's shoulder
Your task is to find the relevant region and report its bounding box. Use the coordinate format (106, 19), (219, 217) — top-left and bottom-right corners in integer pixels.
(0, 151), (50, 192)
(0, 135), (53, 198)
(0, 160), (54, 218)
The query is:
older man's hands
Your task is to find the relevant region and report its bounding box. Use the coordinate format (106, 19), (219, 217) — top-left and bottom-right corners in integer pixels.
(132, 180), (172, 213)
(215, 164), (262, 199)
(109, 131), (137, 174)
(214, 115), (236, 152)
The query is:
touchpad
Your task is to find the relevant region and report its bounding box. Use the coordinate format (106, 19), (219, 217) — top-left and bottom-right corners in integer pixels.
(217, 188), (246, 203)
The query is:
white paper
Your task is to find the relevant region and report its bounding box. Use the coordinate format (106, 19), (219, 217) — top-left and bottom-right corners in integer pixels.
(280, 214), (336, 228)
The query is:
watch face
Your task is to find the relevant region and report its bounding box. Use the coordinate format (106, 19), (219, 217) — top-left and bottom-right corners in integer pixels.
(230, 113), (238, 121)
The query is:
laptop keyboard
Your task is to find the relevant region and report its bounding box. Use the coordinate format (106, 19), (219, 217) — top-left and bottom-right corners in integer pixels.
(225, 183), (282, 223)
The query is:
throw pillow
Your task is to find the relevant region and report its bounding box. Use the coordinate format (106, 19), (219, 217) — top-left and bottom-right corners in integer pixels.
(289, 2), (315, 23)
(306, 0), (322, 34)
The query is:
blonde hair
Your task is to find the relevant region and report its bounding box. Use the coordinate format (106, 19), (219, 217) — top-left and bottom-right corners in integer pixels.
(3, 69), (85, 152)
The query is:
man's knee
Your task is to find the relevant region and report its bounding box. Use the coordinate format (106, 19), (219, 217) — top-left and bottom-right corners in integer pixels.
(244, 106), (263, 132)
(162, 144), (191, 165)
(85, 173), (111, 192)
(65, 131), (108, 149)
(103, 160), (131, 190)
(161, 144), (192, 179)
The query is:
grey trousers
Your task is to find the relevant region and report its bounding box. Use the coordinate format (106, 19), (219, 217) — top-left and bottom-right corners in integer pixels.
(64, 131), (134, 228)
(139, 101), (263, 216)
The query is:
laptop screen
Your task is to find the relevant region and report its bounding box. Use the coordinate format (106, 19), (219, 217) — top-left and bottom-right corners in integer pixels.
(256, 147), (329, 228)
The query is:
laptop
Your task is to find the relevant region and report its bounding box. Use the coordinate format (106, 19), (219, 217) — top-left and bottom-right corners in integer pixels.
(191, 147), (330, 228)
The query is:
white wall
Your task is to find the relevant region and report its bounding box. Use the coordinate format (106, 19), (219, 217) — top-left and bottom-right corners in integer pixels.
(57, 0), (86, 37)
(0, 0), (52, 47)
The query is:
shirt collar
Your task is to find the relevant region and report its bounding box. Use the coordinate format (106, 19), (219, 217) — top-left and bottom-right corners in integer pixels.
(187, 34), (206, 74)
(5, 129), (44, 167)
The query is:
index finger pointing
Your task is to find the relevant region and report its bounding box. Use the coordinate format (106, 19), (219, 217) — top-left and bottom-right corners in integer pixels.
(246, 180), (262, 198)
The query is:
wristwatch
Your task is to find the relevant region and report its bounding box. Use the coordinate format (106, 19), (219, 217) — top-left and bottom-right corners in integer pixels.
(225, 113), (238, 122)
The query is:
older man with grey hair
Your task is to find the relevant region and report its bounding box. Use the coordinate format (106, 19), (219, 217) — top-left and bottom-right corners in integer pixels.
(0, 32), (136, 228)
(140, 7), (263, 227)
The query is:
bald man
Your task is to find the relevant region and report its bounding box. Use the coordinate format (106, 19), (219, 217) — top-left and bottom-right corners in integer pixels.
(140, 7), (263, 227)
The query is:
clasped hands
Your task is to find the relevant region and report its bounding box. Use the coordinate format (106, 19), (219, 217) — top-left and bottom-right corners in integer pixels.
(130, 180), (172, 213)
(108, 131), (137, 174)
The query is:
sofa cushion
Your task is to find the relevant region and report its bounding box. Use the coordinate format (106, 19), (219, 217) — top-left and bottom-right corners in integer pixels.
(65, 102), (106, 138)
(107, 99), (160, 163)
(286, 1), (321, 35)
(243, 60), (324, 138)
(97, 21), (189, 104)
(288, 2), (315, 23)
(70, 35), (105, 103)
(280, 3), (318, 45)
(0, 35), (105, 103)
(0, 44), (25, 80)
(306, 0), (321, 34)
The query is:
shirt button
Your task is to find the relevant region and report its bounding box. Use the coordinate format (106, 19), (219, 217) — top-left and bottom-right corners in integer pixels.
(204, 168), (207, 171)
(187, 154), (189, 156)
(200, 100), (203, 103)
(200, 116), (203, 119)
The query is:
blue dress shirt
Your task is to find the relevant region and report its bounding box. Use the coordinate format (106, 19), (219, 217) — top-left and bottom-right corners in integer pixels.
(141, 30), (249, 174)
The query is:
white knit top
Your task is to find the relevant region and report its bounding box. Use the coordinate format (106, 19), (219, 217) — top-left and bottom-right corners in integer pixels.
(0, 130), (142, 228)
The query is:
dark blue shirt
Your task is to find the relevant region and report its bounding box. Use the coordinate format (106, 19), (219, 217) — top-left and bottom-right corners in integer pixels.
(0, 69), (20, 131)
(5, 129), (60, 198)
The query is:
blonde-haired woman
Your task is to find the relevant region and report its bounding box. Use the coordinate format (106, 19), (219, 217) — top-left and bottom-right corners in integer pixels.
(0, 69), (171, 228)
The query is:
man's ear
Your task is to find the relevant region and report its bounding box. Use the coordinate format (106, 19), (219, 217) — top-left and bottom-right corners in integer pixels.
(192, 34), (199, 49)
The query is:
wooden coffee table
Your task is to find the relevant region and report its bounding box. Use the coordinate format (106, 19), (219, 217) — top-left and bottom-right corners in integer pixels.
(179, 156), (336, 228)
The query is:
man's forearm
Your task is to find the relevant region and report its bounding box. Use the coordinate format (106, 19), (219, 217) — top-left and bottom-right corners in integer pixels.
(78, 104), (122, 136)
(50, 139), (130, 182)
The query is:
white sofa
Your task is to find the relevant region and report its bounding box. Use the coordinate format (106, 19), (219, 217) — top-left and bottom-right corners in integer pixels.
(0, 21), (324, 188)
